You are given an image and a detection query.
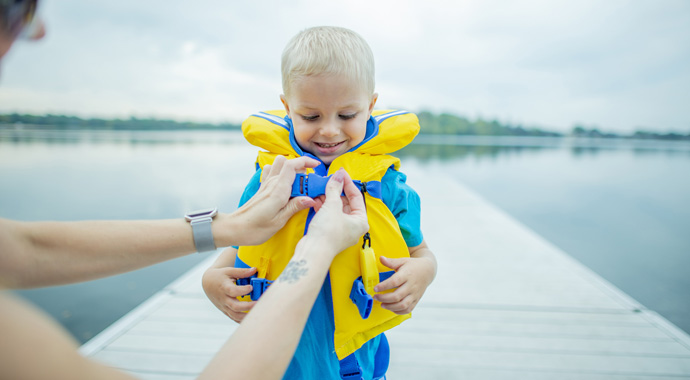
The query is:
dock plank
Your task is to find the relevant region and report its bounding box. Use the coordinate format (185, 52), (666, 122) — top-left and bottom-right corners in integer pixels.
(82, 176), (690, 379)
(389, 348), (690, 375)
(92, 350), (210, 375)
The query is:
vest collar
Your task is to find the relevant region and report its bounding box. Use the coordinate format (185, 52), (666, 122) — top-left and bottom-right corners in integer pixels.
(243, 110), (419, 160)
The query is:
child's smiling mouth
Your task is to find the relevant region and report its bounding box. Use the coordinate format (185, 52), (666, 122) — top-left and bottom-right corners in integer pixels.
(314, 140), (346, 154)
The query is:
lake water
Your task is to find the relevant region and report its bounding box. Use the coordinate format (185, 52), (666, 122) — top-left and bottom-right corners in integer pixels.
(1, 128), (689, 343)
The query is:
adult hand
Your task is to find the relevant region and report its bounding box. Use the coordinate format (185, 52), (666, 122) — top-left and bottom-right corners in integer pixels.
(303, 168), (369, 257)
(229, 156), (319, 246)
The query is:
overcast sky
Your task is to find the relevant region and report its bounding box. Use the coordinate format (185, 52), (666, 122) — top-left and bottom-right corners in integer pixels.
(1, 0), (688, 133)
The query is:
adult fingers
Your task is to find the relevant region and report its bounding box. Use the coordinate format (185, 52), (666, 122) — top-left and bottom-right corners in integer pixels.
(275, 156), (320, 187)
(259, 155), (288, 184)
(287, 156), (320, 172)
(268, 155), (287, 181)
(342, 195), (352, 214)
(260, 164), (272, 182)
(341, 171), (365, 215)
(312, 195), (326, 213)
(323, 169), (346, 206)
(278, 196), (316, 220)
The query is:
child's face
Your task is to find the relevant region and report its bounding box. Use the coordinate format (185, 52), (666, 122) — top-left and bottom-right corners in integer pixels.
(281, 74), (377, 165)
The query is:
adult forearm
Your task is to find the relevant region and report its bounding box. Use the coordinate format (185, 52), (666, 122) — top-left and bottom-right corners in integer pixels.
(199, 237), (335, 380)
(0, 215), (237, 288)
(0, 157), (321, 289)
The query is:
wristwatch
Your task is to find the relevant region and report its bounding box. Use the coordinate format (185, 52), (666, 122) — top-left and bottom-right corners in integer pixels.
(185, 207), (218, 253)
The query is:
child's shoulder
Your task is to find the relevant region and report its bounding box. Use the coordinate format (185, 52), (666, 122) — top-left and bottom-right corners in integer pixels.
(381, 167), (421, 207)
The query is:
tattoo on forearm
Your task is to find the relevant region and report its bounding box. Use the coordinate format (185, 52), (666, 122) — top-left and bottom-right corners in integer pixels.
(279, 260), (308, 284)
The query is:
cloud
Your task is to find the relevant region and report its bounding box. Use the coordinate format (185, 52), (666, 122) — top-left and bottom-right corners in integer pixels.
(1, 0), (689, 132)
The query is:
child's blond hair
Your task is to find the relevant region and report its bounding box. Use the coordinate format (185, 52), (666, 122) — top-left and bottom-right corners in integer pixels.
(281, 26), (375, 98)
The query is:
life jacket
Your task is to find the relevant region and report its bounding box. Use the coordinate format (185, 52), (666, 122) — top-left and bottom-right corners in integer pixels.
(235, 109), (420, 363)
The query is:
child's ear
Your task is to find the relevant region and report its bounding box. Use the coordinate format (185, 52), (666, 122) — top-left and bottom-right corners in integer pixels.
(368, 93), (378, 115)
(280, 94), (290, 114)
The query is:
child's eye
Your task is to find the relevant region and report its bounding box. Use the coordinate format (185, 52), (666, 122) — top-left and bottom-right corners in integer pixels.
(301, 115), (319, 121)
(339, 113), (357, 120)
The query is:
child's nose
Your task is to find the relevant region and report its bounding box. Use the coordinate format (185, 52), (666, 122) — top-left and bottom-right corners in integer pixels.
(319, 122), (339, 138)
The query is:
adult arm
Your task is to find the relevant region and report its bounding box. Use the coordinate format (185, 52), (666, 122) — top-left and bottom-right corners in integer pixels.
(0, 156), (319, 289)
(200, 168), (368, 380)
(0, 291), (137, 380)
(0, 169), (367, 380)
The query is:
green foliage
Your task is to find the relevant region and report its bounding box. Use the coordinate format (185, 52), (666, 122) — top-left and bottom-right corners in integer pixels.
(417, 110), (562, 137)
(0, 113), (241, 130)
(571, 124), (690, 140)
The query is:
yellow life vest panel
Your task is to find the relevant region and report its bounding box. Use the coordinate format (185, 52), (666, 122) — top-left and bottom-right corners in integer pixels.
(236, 109), (419, 360)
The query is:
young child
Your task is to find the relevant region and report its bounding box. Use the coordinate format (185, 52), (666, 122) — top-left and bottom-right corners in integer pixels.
(202, 26), (436, 380)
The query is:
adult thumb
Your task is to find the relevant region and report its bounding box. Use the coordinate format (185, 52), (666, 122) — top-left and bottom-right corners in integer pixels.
(324, 169), (346, 204)
(279, 196), (315, 220)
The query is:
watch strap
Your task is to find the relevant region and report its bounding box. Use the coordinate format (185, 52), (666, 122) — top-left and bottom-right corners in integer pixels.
(190, 217), (216, 253)
(186, 208), (218, 253)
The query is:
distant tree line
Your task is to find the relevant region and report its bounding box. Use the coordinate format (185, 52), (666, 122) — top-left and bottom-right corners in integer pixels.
(418, 111), (689, 141)
(2, 112), (688, 140)
(571, 125), (690, 141)
(0, 114), (240, 130)
(417, 111), (562, 137)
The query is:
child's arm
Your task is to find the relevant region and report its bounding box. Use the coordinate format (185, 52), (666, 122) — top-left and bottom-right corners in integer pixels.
(202, 247), (257, 323)
(373, 239), (437, 314)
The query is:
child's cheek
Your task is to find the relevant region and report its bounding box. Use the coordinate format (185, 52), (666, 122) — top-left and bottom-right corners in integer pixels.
(293, 125), (311, 146)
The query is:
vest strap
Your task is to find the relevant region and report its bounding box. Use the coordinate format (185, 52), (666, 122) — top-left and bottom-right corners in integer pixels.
(249, 277), (272, 301)
(290, 173), (382, 199)
(373, 334), (390, 379)
(338, 333), (391, 380)
(339, 353), (363, 380)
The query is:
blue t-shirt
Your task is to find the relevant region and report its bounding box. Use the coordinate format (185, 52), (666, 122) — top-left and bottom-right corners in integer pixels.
(233, 167), (422, 380)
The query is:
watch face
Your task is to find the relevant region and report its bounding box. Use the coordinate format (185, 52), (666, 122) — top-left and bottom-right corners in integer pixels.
(186, 207), (218, 219)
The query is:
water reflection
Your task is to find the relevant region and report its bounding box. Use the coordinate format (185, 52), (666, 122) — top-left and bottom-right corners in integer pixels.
(3, 129), (690, 340)
(0, 128), (245, 146)
(399, 135), (690, 162)
(399, 143), (548, 161)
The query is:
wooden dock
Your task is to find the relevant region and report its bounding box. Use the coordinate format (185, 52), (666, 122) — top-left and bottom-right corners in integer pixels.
(80, 176), (690, 379)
